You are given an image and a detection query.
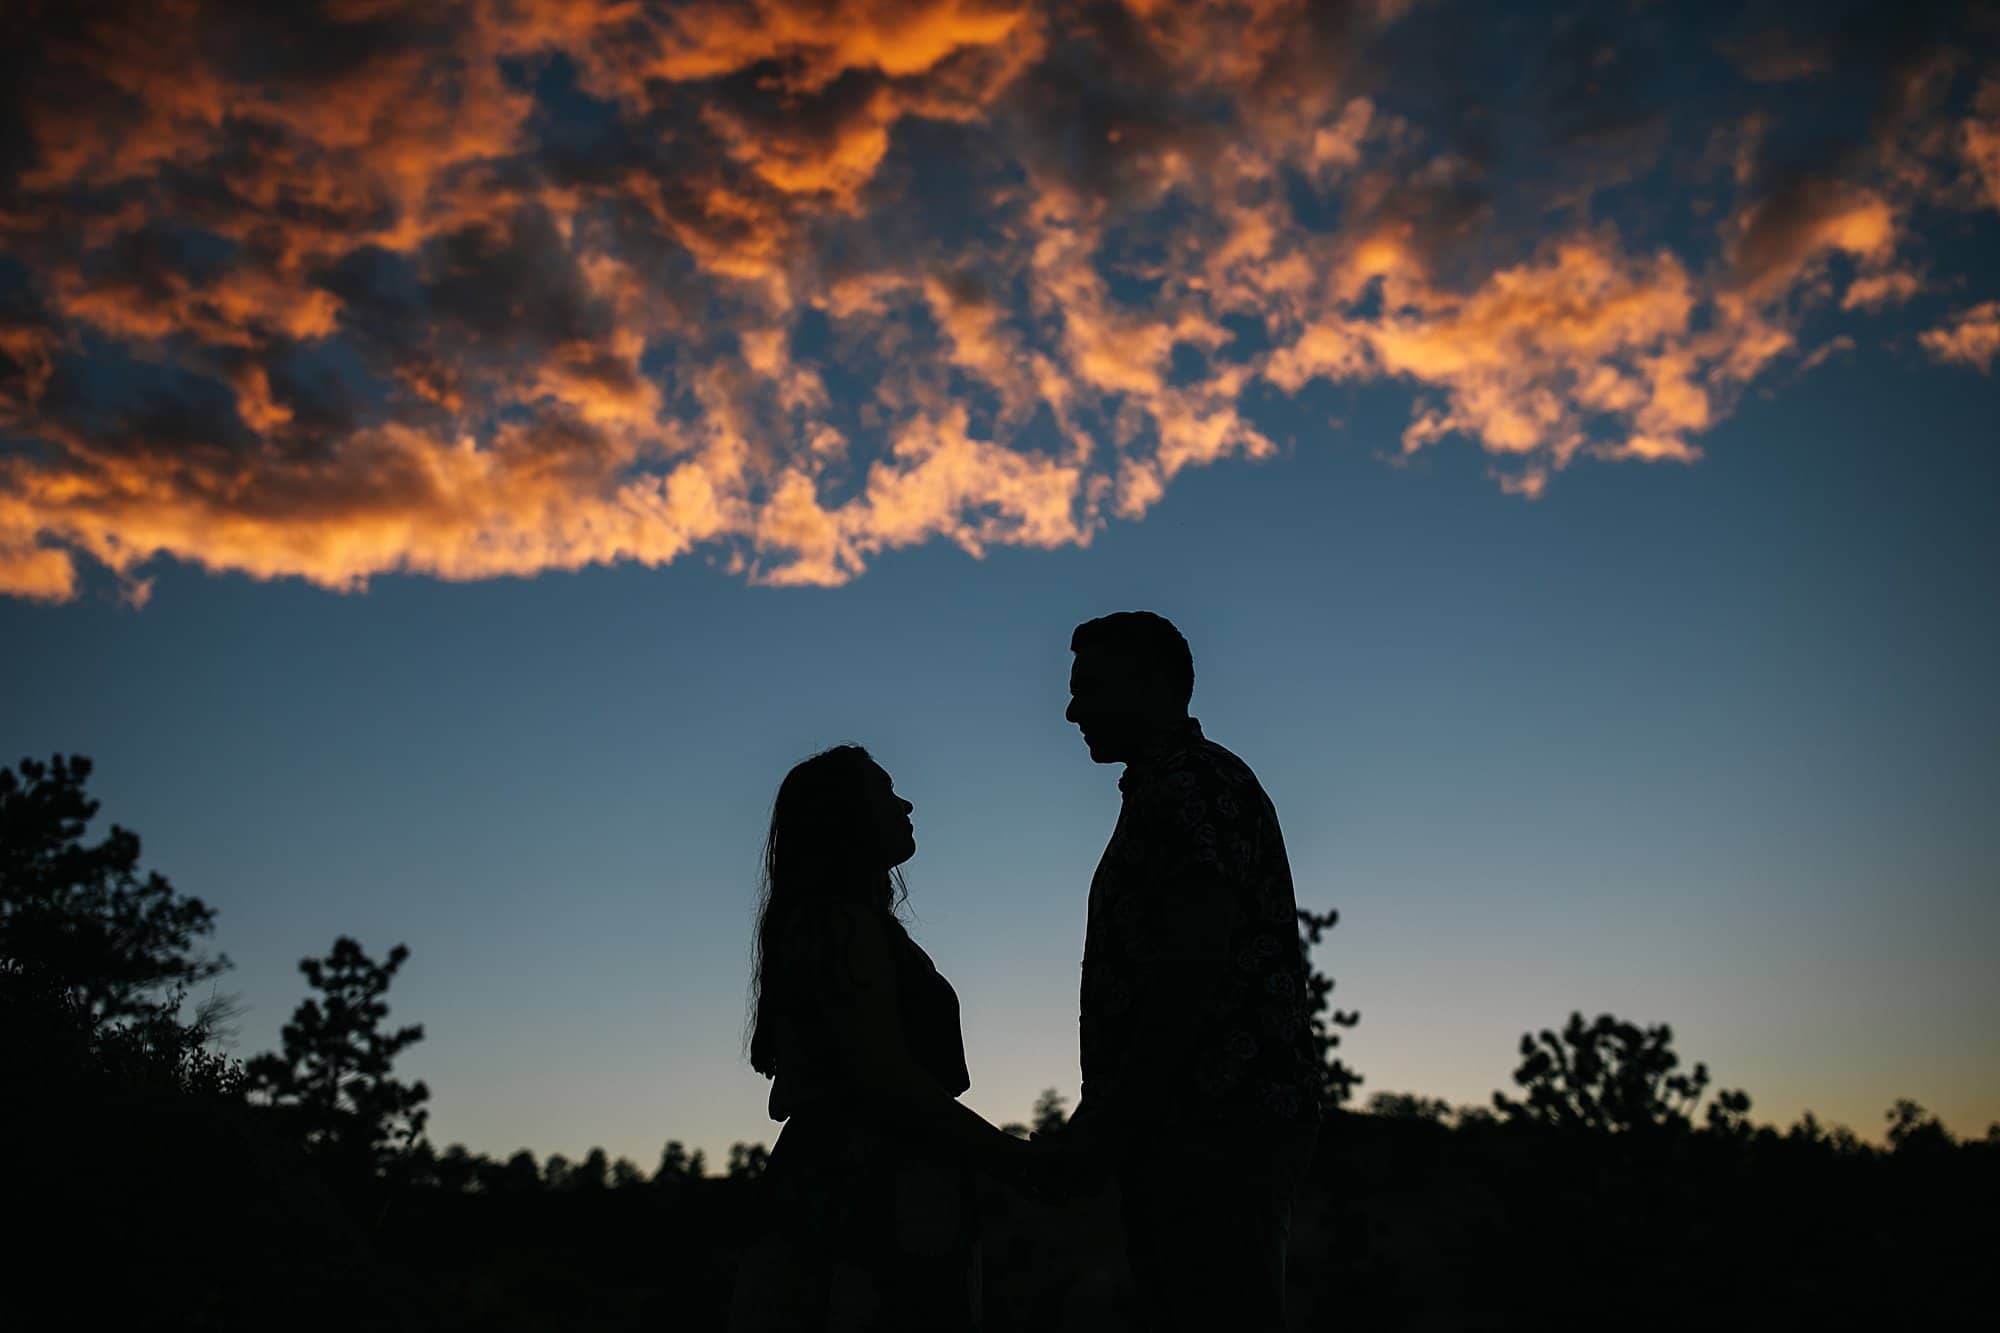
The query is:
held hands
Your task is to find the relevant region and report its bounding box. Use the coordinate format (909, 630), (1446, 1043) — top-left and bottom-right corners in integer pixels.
(992, 1131), (1106, 1205)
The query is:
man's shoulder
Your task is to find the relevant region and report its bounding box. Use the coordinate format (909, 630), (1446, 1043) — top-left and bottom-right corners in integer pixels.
(1184, 737), (1268, 796)
(1132, 738), (1274, 825)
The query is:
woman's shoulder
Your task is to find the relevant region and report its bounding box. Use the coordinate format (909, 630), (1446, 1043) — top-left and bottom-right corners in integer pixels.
(777, 901), (903, 993)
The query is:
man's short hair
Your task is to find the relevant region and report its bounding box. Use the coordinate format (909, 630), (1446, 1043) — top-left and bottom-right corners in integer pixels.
(1070, 611), (1194, 708)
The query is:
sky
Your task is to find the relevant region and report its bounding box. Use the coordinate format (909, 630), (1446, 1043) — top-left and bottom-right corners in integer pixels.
(3, 0), (1997, 1170)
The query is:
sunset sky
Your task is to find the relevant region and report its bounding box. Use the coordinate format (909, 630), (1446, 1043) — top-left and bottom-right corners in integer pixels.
(4, 0), (1997, 1169)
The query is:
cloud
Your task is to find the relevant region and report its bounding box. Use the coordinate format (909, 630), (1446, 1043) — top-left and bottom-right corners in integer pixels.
(1259, 233), (1779, 489)
(1718, 25), (1834, 84)
(1841, 269), (1924, 310)
(1919, 301), (2000, 371)
(1, 0), (1996, 602)
(1965, 74), (2000, 210)
(1726, 177), (1898, 298)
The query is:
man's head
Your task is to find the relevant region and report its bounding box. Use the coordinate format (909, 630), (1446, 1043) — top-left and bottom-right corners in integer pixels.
(1065, 611), (1194, 764)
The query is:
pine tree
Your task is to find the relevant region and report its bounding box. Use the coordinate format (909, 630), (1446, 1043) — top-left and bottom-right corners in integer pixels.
(1, 754), (230, 1023)
(245, 937), (429, 1179)
(1297, 906), (1362, 1107)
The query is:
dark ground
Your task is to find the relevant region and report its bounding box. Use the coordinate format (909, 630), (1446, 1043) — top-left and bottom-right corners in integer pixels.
(10, 1093), (1991, 1331)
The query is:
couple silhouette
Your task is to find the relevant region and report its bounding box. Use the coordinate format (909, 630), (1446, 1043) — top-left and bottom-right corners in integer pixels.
(734, 612), (1321, 1332)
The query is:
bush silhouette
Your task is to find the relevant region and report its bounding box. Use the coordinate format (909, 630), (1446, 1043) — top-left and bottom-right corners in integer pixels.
(1493, 1011), (1750, 1134)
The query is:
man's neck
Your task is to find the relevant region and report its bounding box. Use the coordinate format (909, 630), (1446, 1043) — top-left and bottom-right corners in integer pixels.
(1126, 716), (1200, 769)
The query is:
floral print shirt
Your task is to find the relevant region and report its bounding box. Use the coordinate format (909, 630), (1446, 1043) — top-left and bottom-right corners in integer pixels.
(1079, 719), (1321, 1137)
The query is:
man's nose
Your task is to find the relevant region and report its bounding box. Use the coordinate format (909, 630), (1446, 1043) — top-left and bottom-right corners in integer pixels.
(1064, 698), (1079, 724)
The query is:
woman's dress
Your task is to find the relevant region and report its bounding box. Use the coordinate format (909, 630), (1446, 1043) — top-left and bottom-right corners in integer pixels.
(732, 905), (982, 1332)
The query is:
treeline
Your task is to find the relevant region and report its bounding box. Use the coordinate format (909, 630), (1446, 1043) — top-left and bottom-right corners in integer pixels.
(396, 1137), (767, 1193)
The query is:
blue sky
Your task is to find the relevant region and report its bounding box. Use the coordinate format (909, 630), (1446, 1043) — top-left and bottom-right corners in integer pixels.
(7, 326), (1996, 1166)
(3, 0), (1998, 1167)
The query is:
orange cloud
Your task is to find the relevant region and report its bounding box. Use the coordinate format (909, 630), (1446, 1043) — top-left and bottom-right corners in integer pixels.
(1, 0), (1993, 603)
(921, 273), (1037, 420)
(1841, 270), (1923, 311)
(1267, 237), (1718, 477)
(0, 420), (739, 598)
(1964, 75), (2000, 212)
(592, 0), (1034, 92)
(1919, 302), (2000, 373)
(1728, 178), (1897, 298)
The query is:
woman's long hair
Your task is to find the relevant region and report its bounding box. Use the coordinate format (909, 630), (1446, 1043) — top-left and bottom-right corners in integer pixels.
(746, 745), (909, 1077)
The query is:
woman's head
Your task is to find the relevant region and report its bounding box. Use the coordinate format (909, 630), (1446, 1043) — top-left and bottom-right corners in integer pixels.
(747, 745), (915, 1075)
(765, 745), (916, 889)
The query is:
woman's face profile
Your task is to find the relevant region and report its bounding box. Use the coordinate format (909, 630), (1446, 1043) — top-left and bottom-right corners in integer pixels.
(861, 762), (916, 870)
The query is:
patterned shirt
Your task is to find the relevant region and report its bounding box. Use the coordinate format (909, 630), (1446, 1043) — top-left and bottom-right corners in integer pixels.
(1079, 719), (1321, 1137)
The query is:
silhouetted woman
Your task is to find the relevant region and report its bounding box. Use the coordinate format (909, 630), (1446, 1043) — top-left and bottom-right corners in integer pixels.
(732, 745), (1041, 1332)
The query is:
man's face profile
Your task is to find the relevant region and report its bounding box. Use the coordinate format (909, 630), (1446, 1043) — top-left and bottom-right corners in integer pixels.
(1067, 647), (1166, 764)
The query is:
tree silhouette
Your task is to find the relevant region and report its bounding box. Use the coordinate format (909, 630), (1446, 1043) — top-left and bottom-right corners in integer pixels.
(1704, 1087), (1755, 1139)
(576, 1146), (611, 1190)
(610, 1155), (646, 1189)
(1885, 1099), (1953, 1154)
(1031, 1086), (1070, 1135)
(436, 1143), (480, 1193)
(727, 1142), (770, 1178)
(1367, 1090), (1452, 1123)
(1297, 906), (1363, 1107)
(654, 1139), (705, 1185)
(544, 1152), (575, 1189)
(497, 1148), (541, 1194)
(1, 755), (230, 1025)
(1493, 1011), (1750, 1134)
(403, 1138), (440, 1189)
(245, 936), (430, 1179)
(1784, 1110), (1868, 1156)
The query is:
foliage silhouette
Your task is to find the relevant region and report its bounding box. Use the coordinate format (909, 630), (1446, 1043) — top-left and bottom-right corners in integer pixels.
(498, 1148), (542, 1194)
(576, 1146), (611, 1189)
(654, 1138), (706, 1185)
(1031, 1085), (1071, 1136)
(1367, 1090), (1453, 1123)
(0, 755), (244, 1105)
(1493, 1010), (1750, 1134)
(0, 754), (231, 1025)
(2, 957), (245, 1100)
(725, 1141), (770, 1178)
(246, 936), (431, 1182)
(1886, 1098), (1954, 1155)
(1297, 905), (1363, 1107)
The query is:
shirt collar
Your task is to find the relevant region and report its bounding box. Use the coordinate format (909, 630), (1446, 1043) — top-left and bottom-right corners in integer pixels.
(1118, 717), (1204, 793)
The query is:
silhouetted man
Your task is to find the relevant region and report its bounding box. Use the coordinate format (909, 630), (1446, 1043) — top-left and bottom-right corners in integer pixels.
(1062, 611), (1321, 1333)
